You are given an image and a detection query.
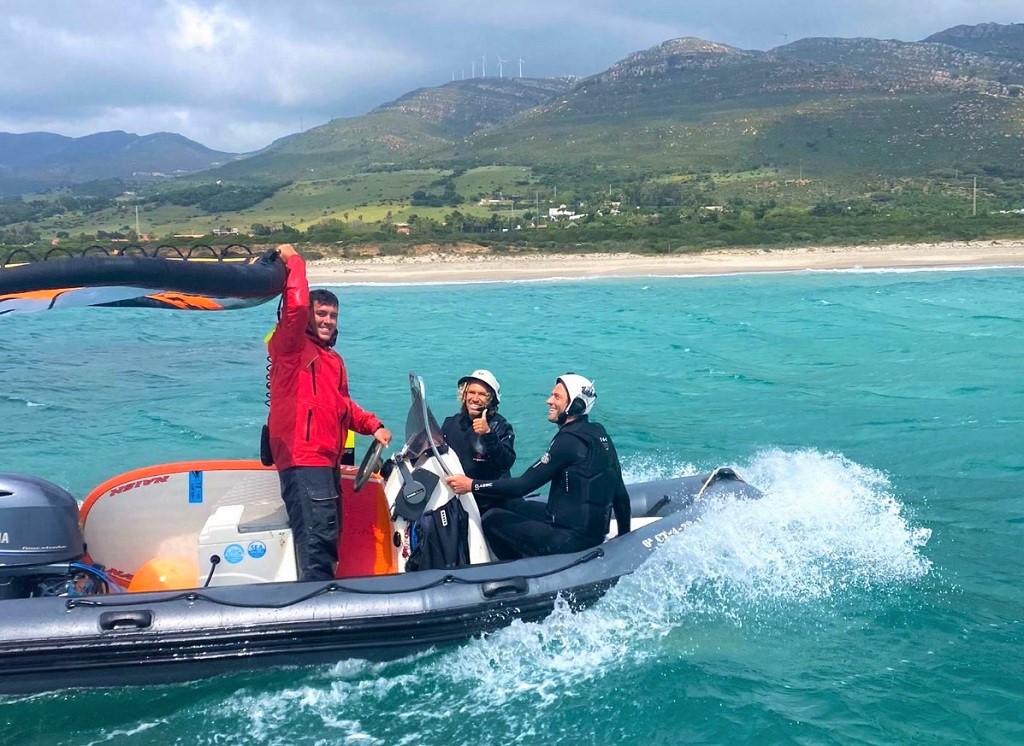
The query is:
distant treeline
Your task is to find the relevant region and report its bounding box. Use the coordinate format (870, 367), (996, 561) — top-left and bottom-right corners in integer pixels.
(141, 181), (292, 212)
(5, 209), (1023, 258)
(410, 173), (464, 207)
(0, 180), (292, 229)
(300, 206), (1024, 254)
(0, 194), (109, 227)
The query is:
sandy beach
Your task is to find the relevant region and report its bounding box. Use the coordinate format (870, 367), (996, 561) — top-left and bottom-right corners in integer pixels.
(305, 240), (1024, 284)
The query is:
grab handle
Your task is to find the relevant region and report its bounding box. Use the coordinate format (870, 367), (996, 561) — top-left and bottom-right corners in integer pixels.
(481, 577), (528, 598)
(98, 610), (154, 631)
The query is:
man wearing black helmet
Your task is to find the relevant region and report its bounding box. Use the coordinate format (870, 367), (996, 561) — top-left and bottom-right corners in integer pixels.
(444, 373), (631, 559)
(440, 369), (516, 515)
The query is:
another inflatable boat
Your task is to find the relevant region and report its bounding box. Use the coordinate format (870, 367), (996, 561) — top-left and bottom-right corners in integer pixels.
(0, 375), (759, 694)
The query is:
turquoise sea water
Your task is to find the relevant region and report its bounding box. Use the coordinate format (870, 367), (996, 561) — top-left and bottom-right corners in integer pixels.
(1, 268), (1022, 744)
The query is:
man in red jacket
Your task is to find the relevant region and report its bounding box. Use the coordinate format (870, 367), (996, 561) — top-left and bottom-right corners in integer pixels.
(267, 244), (391, 581)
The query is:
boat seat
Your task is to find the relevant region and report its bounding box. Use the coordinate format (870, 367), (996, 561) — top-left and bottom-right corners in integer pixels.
(239, 502), (290, 533)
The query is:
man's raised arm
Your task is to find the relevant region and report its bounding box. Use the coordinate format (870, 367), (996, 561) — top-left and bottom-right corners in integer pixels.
(273, 244), (309, 353)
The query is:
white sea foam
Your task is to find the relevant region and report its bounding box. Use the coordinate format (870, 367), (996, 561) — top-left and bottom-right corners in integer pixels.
(217, 677), (393, 745)
(314, 264), (1022, 289)
(432, 451), (927, 707)
(209, 448), (933, 743)
(636, 447), (933, 608)
(0, 393), (46, 408)
(83, 720), (166, 746)
(318, 274), (618, 289)
(620, 453), (700, 483)
(810, 264), (1023, 275)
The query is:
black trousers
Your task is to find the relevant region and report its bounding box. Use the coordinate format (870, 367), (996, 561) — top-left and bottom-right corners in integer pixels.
(278, 466), (340, 582)
(482, 500), (601, 561)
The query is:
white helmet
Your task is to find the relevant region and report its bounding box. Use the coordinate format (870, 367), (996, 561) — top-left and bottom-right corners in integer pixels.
(458, 369), (501, 403)
(557, 373), (596, 417)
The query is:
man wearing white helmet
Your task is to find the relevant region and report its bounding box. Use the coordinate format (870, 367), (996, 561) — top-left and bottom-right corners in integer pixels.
(441, 370), (516, 514)
(445, 373), (631, 559)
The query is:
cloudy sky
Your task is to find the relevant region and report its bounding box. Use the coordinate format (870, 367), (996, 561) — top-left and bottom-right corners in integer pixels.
(1, 1), (1020, 153)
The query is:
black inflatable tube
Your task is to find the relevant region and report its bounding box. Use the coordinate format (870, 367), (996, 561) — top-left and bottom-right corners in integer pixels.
(0, 249), (286, 298)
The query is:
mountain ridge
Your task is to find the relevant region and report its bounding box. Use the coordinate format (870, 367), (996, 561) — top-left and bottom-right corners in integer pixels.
(924, 22), (1024, 62)
(0, 130), (237, 195)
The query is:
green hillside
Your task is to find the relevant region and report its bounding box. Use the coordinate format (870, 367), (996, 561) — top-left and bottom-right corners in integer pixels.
(465, 37), (1024, 182)
(208, 77), (574, 182)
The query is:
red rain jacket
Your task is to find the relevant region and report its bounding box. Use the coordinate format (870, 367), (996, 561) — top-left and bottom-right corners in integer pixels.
(267, 254), (383, 469)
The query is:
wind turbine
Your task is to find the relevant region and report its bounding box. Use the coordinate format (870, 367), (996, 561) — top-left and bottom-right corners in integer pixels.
(497, 55), (506, 78)
(471, 60), (475, 78)
(518, 57), (525, 78)
(481, 54), (486, 77)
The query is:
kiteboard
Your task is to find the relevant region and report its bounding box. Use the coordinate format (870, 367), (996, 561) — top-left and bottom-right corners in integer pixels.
(80, 459), (392, 589)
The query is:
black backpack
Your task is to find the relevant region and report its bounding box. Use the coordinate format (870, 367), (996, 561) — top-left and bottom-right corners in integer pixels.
(406, 499), (471, 572)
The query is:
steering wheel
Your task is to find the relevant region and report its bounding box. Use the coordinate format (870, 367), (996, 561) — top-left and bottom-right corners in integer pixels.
(354, 439), (386, 492)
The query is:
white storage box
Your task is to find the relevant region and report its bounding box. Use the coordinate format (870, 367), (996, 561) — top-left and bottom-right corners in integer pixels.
(198, 503), (297, 586)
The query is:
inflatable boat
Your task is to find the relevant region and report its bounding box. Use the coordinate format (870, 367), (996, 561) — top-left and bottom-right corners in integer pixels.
(0, 244), (285, 313)
(0, 375), (760, 694)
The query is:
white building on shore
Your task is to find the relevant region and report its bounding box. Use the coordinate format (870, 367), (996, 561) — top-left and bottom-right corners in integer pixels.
(547, 204), (586, 221)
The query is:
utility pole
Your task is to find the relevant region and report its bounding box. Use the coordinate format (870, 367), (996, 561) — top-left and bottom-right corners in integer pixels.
(973, 176), (977, 217)
(135, 205), (140, 238)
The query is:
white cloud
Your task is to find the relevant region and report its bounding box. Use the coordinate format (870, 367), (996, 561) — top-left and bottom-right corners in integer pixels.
(169, 2), (252, 53)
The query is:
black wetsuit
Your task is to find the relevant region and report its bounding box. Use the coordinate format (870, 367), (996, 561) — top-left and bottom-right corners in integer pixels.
(441, 410), (516, 514)
(471, 416), (631, 560)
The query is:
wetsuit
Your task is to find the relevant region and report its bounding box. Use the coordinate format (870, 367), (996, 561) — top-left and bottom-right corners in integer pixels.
(470, 416), (631, 560)
(267, 253), (383, 581)
(441, 409), (516, 513)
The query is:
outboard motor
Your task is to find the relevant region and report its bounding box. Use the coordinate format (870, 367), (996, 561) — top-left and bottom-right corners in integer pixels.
(0, 473), (86, 599)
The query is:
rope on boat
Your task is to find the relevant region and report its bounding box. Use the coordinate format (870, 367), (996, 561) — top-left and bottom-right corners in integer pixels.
(64, 548), (606, 611)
